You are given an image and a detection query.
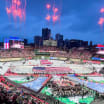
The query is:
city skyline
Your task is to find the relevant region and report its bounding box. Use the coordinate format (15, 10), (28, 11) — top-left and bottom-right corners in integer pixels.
(0, 0), (104, 44)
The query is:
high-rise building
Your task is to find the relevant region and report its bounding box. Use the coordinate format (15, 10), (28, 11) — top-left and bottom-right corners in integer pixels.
(82, 41), (88, 47)
(42, 28), (51, 40)
(34, 36), (42, 47)
(55, 33), (63, 41)
(24, 39), (28, 45)
(90, 41), (93, 47)
(55, 33), (64, 48)
(64, 39), (70, 49)
(69, 39), (82, 48)
(69, 39), (88, 48)
(43, 40), (57, 47)
(0, 42), (3, 47)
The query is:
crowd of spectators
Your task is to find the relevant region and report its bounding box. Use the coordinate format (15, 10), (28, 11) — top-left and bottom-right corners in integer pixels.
(0, 49), (35, 58)
(0, 76), (48, 104)
(0, 47), (101, 60)
(36, 46), (60, 52)
(93, 54), (104, 59)
(0, 85), (46, 104)
(47, 80), (89, 97)
(68, 48), (92, 60)
(50, 48), (92, 60)
(50, 51), (68, 58)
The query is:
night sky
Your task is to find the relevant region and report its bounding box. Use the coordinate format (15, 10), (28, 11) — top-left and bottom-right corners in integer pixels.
(0, 0), (104, 44)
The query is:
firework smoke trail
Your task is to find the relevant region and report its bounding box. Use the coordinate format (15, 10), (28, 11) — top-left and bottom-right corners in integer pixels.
(45, 4), (51, 21)
(52, 0), (59, 23)
(52, 7), (59, 23)
(98, 8), (104, 43)
(45, 14), (51, 21)
(45, 0), (61, 25)
(6, 0), (27, 22)
(100, 8), (104, 13)
(98, 8), (104, 31)
(52, 15), (59, 23)
(46, 4), (51, 10)
(98, 17), (104, 25)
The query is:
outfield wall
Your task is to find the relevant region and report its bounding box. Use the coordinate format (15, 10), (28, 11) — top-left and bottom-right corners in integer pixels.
(0, 58), (24, 62)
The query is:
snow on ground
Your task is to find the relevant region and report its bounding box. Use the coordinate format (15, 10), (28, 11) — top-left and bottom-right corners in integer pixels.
(0, 65), (9, 75)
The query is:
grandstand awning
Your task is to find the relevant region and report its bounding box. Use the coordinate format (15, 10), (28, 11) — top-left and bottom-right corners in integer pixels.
(96, 44), (104, 48)
(83, 60), (101, 64)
